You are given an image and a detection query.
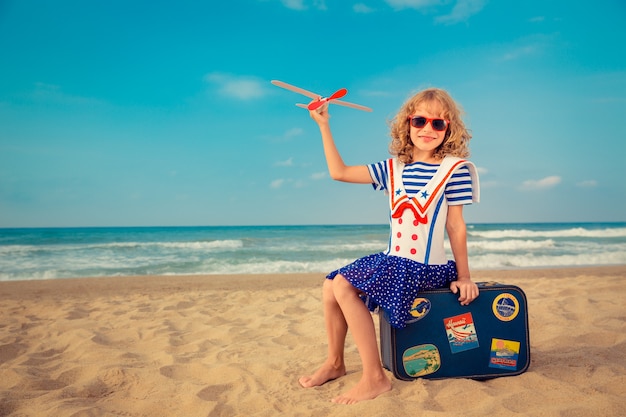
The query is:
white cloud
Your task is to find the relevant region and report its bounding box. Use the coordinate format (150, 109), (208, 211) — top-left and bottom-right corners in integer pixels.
(280, 0), (326, 10)
(266, 127), (304, 143)
(204, 72), (266, 100)
(495, 34), (555, 62)
(384, 0), (485, 24)
(500, 45), (538, 61)
(435, 0), (486, 25)
(270, 178), (306, 189)
(275, 157), (294, 167)
(479, 180), (498, 188)
(314, 0), (327, 10)
(353, 3), (375, 13)
(576, 180), (598, 187)
(30, 82), (104, 106)
(520, 176), (561, 190)
(281, 0), (305, 10)
(284, 127), (304, 139)
(270, 179), (285, 189)
(385, 0), (441, 9)
(362, 89), (394, 98)
(311, 171), (327, 180)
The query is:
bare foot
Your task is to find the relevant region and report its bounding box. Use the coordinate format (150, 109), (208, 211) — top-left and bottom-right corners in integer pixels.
(331, 374), (392, 404)
(299, 361), (346, 388)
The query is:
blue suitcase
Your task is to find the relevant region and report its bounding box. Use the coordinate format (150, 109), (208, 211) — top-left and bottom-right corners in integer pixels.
(379, 282), (530, 380)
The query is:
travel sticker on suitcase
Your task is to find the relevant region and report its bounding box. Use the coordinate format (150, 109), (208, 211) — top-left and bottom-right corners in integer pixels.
(402, 344), (441, 378)
(489, 338), (521, 370)
(443, 312), (480, 353)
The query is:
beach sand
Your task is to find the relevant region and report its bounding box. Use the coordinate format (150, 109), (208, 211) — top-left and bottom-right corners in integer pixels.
(1, 266), (625, 417)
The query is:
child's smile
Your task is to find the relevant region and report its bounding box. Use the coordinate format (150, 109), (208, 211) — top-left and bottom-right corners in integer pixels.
(409, 103), (448, 162)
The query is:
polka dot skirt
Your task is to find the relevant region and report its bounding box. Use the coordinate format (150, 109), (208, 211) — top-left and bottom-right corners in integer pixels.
(327, 253), (458, 329)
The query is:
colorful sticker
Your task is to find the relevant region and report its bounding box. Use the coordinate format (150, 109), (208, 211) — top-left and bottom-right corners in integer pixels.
(403, 344), (441, 377)
(443, 312), (479, 354)
(489, 338), (520, 370)
(406, 297), (431, 323)
(492, 293), (520, 322)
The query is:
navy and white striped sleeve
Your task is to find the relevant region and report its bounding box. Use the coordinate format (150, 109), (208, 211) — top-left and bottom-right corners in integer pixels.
(445, 165), (474, 205)
(368, 160), (389, 192)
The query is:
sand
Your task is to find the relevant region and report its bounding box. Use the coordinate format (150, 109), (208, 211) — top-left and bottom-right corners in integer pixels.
(1, 266), (625, 417)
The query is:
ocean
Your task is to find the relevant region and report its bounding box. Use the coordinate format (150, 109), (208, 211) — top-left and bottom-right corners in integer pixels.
(0, 223), (625, 281)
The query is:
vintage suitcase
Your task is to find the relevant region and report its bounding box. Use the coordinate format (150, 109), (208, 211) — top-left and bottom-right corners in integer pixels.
(379, 282), (530, 380)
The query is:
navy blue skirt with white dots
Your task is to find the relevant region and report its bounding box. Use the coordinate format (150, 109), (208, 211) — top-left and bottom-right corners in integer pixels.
(326, 252), (458, 328)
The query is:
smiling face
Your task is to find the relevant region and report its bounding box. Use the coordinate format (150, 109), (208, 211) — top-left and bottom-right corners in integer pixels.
(408, 101), (449, 163)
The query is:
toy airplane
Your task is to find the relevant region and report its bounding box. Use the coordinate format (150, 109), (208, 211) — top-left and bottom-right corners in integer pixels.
(271, 80), (372, 112)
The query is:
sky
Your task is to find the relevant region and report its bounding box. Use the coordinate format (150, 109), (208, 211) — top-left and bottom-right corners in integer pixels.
(1, 0), (625, 228)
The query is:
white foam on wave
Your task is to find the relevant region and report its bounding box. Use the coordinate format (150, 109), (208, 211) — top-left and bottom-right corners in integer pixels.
(182, 257), (355, 275)
(153, 240), (244, 250)
(467, 239), (556, 251)
(0, 239), (245, 254)
(0, 270), (61, 281)
(263, 241), (387, 253)
(470, 227), (626, 239)
(470, 250), (626, 269)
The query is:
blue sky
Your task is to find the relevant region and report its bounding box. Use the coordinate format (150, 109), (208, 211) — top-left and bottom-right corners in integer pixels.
(1, 0), (625, 227)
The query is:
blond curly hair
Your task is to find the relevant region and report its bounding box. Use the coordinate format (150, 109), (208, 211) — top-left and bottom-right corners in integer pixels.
(388, 88), (471, 163)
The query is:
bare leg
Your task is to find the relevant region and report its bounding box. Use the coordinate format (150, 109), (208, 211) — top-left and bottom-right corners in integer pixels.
(298, 278), (348, 387)
(330, 275), (391, 404)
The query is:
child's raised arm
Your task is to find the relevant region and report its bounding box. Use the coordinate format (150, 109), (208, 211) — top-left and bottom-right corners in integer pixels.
(309, 102), (372, 184)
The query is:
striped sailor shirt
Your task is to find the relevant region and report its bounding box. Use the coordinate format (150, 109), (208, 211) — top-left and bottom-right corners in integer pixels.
(368, 159), (475, 205)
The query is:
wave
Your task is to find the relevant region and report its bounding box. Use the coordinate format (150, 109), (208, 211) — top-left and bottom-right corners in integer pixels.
(261, 241), (387, 253)
(0, 239), (245, 254)
(470, 251), (626, 269)
(0, 257), (355, 281)
(1, 223), (625, 281)
(149, 240), (244, 250)
(188, 258), (354, 275)
(469, 227), (626, 239)
(2, 252), (624, 281)
(3, 249), (624, 281)
(467, 239), (556, 251)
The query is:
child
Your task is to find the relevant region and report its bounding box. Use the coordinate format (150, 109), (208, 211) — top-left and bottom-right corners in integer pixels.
(298, 88), (480, 404)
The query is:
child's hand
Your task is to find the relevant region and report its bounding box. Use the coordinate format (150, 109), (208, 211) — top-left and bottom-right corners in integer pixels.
(450, 279), (479, 306)
(309, 99), (330, 125)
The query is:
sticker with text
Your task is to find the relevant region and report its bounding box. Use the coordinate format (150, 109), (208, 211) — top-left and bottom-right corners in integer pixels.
(492, 293), (520, 322)
(444, 312), (479, 354)
(489, 338), (520, 370)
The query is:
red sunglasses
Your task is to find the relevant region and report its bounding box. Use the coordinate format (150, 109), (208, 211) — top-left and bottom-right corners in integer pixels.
(407, 116), (449, 131)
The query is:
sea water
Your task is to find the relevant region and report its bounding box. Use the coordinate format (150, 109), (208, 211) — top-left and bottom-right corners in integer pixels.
(0, 223), (625, 281)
